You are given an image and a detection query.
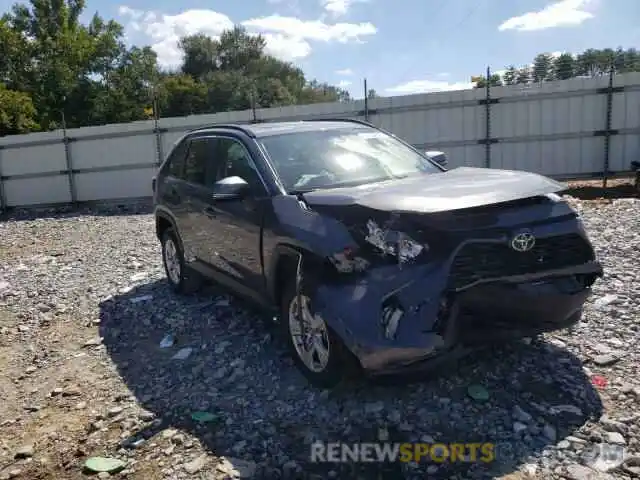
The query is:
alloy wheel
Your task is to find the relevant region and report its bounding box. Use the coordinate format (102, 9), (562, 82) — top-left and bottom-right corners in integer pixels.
(288, 294), (330, 373)
(164, 237), (181, 285)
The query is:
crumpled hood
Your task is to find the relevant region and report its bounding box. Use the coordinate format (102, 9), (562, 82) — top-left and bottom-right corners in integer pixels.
(301, 167), (567, 213)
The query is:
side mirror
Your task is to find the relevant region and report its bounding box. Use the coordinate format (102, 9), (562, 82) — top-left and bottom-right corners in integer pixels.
(425, 150), (448, 167)
(212, 176), (250, 200)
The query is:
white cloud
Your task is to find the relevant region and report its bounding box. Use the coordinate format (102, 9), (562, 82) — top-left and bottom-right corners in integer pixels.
(337, 80), (352, 88)
(320, 0), (368, 17)
(118, 7), (376, 68)
(261, 33), (312, 61)
(336, 68), (354, 75)
(386, 79), (475, 95)
(118, 7), (234, 67)
(241, 15), (376, 43)
(498, 0), (595, 32)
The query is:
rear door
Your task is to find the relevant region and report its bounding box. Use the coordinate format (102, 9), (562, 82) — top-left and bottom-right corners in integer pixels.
(179, 136), (219, 263)
(156, 138), (190, 240)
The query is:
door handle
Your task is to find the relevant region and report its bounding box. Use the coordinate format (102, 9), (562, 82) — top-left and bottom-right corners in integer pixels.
(203, 206), (217, 218)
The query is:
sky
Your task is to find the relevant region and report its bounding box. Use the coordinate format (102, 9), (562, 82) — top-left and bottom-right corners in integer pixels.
(2, 0), (639, 97)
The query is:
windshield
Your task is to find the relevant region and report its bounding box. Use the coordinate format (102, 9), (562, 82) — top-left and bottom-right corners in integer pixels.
(259, 126), (441, 192)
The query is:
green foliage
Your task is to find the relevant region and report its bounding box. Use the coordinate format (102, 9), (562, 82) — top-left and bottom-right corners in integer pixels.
(3, 1), (640, 136)
(0, 83), (40, 135)
(0, 1), (351, 136)
(473, 48), (640, 89)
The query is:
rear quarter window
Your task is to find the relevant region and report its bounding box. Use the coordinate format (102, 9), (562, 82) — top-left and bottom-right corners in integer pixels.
(164, 138), (188, 179)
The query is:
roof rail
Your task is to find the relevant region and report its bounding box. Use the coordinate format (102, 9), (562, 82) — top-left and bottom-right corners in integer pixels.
(306, 117), (375, 127)
(187, 123), (256, 137)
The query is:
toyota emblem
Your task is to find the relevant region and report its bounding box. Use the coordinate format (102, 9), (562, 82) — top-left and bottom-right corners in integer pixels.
(511, 232), (536, 252)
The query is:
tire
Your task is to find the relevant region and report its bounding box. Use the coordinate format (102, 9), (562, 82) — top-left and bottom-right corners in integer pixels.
(280, 280), (358, 388)
(161, 227), (203, 295)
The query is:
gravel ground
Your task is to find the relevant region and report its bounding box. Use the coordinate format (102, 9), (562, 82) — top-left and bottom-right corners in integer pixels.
(0, 194), (639, 480)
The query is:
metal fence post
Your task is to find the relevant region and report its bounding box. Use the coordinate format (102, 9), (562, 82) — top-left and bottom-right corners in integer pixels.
(0, 146), (6, 213)
(364, 78), (369, 122)
(61, 110), (77, 203)
(152, 95), (165, 167)
(477, 66), (498, 169)
(484, 66), (492, 168)
(602, 66), (614, 189)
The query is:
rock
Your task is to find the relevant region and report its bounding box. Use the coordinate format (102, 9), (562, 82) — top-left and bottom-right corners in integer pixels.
(513, 422), (528, 433)
(184, 454), (208, 474)
(161, 429), (177, 439)
(543, 424), (557, 442)
(14, 445), (34, 459)
(138, 411), (155, 421)
(216, 457), (257, 478)
(512, 405), (533, 423)
(365, 401), (384, 414)
(604, 431), (626, 445)
(82, 337), (103, 347)
(593, 294), (618, 309)
(592, 354), (619, 366)
(599, 415), (626, 434)
(283, 460), (300, 476)
(62, 386), (82, 397)
(564, 464), (600, 480)
(550, 405), (583, 416)
(107, 406), (124, 417)
(583, 443), (626, 472)
(36, 303), (51, 312)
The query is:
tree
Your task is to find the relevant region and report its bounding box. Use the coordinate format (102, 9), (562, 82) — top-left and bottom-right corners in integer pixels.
(515, 66), (531, 84)
(367, 89), (378, 99)
(180, 34), (220, 79)
(553, 53), (575, 80)
(157, 74), (208, 117)
(2, 0), (129, 129)
(503, 65), (517, 85)
(4, 1), (640, 137)
(0, 84), (39, 135)
(473, 74), (503, 88)
(532, 53), (554, 82)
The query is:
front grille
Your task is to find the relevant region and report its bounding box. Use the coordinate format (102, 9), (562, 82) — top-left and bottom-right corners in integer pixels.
(449, 234), (594, 289)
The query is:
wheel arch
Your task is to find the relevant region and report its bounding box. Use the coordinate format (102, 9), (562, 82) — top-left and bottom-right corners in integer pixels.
(155, 209), (177, 241)
(268, 244), (331, 307)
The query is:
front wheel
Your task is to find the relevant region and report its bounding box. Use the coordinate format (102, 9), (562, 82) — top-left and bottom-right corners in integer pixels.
(281, 282), (357, 388)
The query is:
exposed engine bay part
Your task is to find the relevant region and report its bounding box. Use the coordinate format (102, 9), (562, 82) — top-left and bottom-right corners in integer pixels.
(364, 219), (426, 264)
(329, 249), (370, 273)
(380, 298), (404, 340)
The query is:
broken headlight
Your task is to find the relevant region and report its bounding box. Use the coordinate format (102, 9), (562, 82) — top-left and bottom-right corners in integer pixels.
(364, 219), (427, 264)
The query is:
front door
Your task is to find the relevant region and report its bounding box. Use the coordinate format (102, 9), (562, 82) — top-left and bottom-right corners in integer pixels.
(197, 136), (269, 304)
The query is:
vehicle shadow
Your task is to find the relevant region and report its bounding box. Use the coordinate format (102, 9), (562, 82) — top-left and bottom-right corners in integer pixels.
(99, 279), (604, 479)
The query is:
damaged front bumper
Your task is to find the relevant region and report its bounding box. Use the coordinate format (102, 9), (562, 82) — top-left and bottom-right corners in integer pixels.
(312, 259), (603, 376)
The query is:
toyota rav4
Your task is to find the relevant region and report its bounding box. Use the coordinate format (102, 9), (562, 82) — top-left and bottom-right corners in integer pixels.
(152, 119), (603, 388)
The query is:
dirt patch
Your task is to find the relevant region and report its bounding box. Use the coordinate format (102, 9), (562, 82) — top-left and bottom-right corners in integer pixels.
(564, 176), (638, 201)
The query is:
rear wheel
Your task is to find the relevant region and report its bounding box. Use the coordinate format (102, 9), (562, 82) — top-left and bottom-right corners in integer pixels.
(161, 228), (203, 294)
(281, 280), (357, 388)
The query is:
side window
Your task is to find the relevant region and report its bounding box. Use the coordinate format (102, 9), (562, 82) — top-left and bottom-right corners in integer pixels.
(184, 138), (212, 185)
(216, 138), (265, 195)
(165, 139), (188, 178)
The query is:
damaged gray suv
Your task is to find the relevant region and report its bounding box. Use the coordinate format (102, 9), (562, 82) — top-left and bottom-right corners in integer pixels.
(153, 119), (603, 388)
